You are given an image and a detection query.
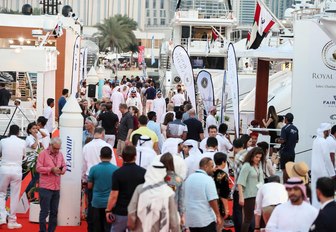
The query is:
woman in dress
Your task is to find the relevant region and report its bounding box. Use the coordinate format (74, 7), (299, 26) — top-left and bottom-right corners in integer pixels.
(161, 112), (174, 140)
(262, 105), (279, 154)
(237, 147), (265, 232)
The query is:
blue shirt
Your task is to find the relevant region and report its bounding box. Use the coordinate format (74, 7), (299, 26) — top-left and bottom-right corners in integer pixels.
(88, 162), (118, 208)
(184, 169), (218, 228)
(280, 123), (299, 154)
(58, 96), (66, 116)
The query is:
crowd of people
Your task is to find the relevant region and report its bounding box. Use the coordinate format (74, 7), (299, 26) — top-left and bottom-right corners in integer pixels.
(0, 74), (335, 232)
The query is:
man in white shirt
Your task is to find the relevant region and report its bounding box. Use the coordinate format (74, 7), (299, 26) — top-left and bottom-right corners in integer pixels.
(266, 177), (318, 232)
(326, 125), (336, 168)
(183, 139), (203, 177)
(102, 80), (112, 99)
(82, 127), (117, 232)
(311, 123), (335, 209)
(0, 125), (26, 229)
(254, 175), (288, 229)
(171, 89), (185, 112)
(43, 98), (54, 137)
(126, 89), (142, 115)
(200, 125), (224, 152)
(205, 106), (217, 137)
(152, 90), (166, 124)
(217, 123), (233, 154)
(132, 135), (156, 170)
(110, 86), (125, 121)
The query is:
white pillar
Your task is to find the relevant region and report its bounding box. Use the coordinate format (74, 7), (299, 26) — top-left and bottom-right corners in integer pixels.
(58, 94), (83, 226)
(36, 72), (44, 117)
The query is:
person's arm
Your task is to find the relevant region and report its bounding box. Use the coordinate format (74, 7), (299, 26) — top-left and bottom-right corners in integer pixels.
(262, 118), (273, 128)
(87, 182), (93, 189)
(38, 128), (47, 138)
(237, 184), (245, 206)
(126, 129), (133, 143)
(331, 152), (335, 168)
(220, 197), (229, 219)
(153, 142), (160, 154)
(254, 214), (262, 232)
(254, 188), (263, 231)
(209, 200), (222, 228)
(105, 190), (119, 223)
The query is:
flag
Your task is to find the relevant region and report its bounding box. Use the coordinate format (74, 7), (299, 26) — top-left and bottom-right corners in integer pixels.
(211, 28), (218, 43)
(151, 35), (155, 65)
(197, 70), (214, 113)
(246, 2), (275, 49)
(176, 0), (181, 11)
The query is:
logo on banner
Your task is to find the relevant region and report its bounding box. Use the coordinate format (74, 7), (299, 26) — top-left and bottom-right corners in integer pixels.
(66, 136), (73, 172)
(321, 41), (336, 70)
(322, 95), (336, 107)
(330, 114), (336, 120)
(201, 77), (208, 88)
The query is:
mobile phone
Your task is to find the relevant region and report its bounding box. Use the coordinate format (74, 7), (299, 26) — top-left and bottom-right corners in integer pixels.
(109, 213), (116, 223)
(59, 166), (63, 171)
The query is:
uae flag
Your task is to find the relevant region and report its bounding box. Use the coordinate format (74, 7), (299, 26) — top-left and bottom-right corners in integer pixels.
(211, 28), (218, 43)
(246, 2), (275, 49)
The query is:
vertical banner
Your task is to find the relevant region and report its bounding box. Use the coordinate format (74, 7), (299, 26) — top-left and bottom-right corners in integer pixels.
(138, 46), (145, 65)
(151, 35), (155, 65)
(292, 20), (336, 166)
(227, 43), (240, 138)
(71, 36), (81, 94)
(172, 45), (197, 110)
(196, 70), (214, 113)
(220, 70), (227, 123)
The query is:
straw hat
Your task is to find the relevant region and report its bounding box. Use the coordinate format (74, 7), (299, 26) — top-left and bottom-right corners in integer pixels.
(285, 161), (309, 184)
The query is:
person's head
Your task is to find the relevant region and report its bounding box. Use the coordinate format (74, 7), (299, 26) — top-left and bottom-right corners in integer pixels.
(184, 103), (192, 112)
(218, 123), (228, 134)
(147, 111), (156, 122)
(160, 152), (175, 172)
(243, 147), (264, 166)
(199, 157), (214, 176)
(208, 125), (218, 137)
(233, 138), (244, 154)
(49, 137), (62, 155)
(175, 111), (183, 120)
(267, 105), (277, 118)
(47, 98), (55, 108)
(119, 103), (128, 114)
(163, 112), (174, 125)
(188, 109), (196, 117)
(105, 102), (112, 111)
(209, 106), (217, 115)
(206, 137), (218, 150)
(14, 99), (21, 106)
(316, 177), (335, 202)
(93, 127), (105, 139)
(122, 145), (136, 162)
(182, 141), (193, 156)
(265, 175), (281, 183)
(9, 125), (20, 136)
(285, 177), (308, 204)
(130, 89), (137, 98)
(27, 121), (38, 135)
(249, 132), (258, 147)
(138, 115), (148, 126)
(100, 146), (112, 161)
(257, 141), (269, 157)
(62, 88), (69, 97)
(317, 122), (331, 138)
(285, 113), (294, 123)
(214, 152), (227, 169)
(85, 116), (97, 131)
(156, 90), (162, 98)
(240, 134), (251, 149)
(331, 125), (336, 136)
(37, 116), (48, 128)
(129, 106), (139, 116)
(167, 103), (174, 112)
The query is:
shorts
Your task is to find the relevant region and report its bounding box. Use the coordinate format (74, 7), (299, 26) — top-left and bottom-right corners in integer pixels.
(279, 152), (295, 170)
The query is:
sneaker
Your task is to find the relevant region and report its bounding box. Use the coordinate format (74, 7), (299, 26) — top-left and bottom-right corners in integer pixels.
(7, 222), (22, 229)
(223, 219), (234, 228)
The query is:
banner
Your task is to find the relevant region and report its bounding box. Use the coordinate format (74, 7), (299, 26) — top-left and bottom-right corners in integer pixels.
(172, 45), (197, 110)
(227, 43), (240, 138)
(196, 70), (214, 114)
(292, 20), (336, 166)
(71, 36), (81, 94)
(138, 46), (145, 64)
(220, 70), (227, 123)
(151, 35), (155, 65)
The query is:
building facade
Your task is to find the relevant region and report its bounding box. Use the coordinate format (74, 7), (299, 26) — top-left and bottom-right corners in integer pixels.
(0, 0), (146, 30)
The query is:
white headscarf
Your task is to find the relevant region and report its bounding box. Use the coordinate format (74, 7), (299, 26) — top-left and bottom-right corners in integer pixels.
(161, 138), (183, 156)
(137, 161), (174, 232)
(316, 123), (331, 138)
(184, 139), (203, 177)
(136, 136), (156, 169)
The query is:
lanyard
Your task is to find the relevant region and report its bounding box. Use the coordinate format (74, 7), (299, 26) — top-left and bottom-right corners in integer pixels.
(254, 166), (260, 182)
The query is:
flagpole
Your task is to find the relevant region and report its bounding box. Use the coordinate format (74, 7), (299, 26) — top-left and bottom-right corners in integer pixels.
(257, 0), (292, 35)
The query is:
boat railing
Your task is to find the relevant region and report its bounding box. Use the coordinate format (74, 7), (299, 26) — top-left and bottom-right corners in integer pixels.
(180, 37), (228, 52)
(0, 105), (36, 136)
(178, 9), (231, 19)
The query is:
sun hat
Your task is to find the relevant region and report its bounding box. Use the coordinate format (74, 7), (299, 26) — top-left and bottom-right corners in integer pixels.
(285, 161), (309, 184)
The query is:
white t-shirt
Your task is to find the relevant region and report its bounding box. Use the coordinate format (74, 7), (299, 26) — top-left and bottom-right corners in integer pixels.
(254, 182), (288, 216)
(266, 201), (318, 232)
(43, 106), (53, 134)
(217, 133), (233, 154)
(0, 135), (26, 166)
(171, 93), (185, 107)
(326, 135), (336, 154)
(37, 128), (50, 150)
